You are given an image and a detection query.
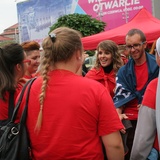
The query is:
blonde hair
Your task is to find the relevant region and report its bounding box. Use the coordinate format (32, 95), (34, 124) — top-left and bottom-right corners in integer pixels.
(94, 40), (123, 74)
(35, 27), (82, 132)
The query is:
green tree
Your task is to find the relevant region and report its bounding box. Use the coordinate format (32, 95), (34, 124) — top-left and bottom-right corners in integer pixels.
(0, 40), (16, 48)
(49, 13), (106, 37)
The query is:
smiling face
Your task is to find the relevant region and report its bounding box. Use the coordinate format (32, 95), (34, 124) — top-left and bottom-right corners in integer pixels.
(126, 34), (147, 64)
(26, 50), (40, 75)
(97, 48), (112, 67)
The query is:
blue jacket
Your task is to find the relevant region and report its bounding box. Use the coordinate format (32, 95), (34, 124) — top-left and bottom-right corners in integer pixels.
(113, 52), (159, 108)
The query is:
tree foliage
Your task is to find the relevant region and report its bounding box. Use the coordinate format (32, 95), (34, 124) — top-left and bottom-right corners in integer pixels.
(0, 40), (16, 48)
(49, 13), (106, 37)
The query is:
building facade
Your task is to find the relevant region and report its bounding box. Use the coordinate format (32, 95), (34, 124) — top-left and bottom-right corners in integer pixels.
(0, 23), (19, 43)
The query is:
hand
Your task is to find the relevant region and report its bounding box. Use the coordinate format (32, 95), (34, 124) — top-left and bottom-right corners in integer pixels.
(118, 113), (128, 134)
(137, 104), (141, 110)
(120, 128), (126, 134)
(118, 113), (128, 121)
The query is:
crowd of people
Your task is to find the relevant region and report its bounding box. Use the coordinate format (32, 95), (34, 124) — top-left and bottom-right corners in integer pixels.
(0, 27), (160, 160)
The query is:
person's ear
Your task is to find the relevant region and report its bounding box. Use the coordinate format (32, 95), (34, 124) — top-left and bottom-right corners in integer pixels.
(143, 41), (147, 49)
(75, 50), (82, 61)
(15, 63), (22, 72)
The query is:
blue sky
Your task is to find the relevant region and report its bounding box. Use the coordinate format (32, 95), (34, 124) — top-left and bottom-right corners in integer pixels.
(0, 0), (18, 33)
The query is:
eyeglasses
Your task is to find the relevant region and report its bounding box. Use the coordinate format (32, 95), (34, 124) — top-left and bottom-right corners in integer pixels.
(23, 59), (31, 64)
(126, 42), (146, 50)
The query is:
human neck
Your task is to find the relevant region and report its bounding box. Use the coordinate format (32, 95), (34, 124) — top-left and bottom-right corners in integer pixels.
(24, 70), (32, 78)
(134, 52), (146, 66)
(52, 61), (79, 74)
(102, 62), (113, 73)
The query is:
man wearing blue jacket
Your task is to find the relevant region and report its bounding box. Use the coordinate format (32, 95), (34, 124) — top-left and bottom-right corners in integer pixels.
(113, 29), (159, 160)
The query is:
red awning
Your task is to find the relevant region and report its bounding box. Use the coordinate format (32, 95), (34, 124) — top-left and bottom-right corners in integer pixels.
(82, 8), (160, 50)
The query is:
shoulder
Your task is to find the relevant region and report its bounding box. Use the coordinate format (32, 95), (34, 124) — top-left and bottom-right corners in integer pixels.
(116, 64), (128, 76)
(29, 77), (43, 94)
(81, 75), (104, 87)
(85, 68), (100, 76)
(85, 67), (104, 79)
(146, 52), (157, 65)
(145, 77), (158, 97)
(146, 52), (155, 58)
(77, 75), (107, 93)
(118, 58), (133, 71)
(142, 78), (158, 109)
(147, 78), (158, 89)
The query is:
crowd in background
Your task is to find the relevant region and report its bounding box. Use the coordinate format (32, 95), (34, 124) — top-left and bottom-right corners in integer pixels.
(0, 27), (160, 160)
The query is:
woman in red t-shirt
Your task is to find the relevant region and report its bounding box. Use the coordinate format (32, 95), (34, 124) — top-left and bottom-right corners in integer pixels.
(85, 40), (123, 98)
(0, 43), (28, 122)
(18, 27), (125, 160)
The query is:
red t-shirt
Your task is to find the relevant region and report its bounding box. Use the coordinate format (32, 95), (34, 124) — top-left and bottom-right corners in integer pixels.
(123, 62), (148, 120)
(142, 78), (157, 109)
(0, 84), (22, 120)
(18, 69), (123, 160)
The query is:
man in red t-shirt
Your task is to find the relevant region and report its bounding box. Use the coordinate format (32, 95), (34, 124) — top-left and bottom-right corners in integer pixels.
(113, 29), (159, 159)
(130, 38), (160, 159)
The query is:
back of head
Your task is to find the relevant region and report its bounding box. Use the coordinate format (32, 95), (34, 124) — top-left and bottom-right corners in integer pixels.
(126, 28), (146, 42)
(0, 43), (24, 100)
(118, 45), (126, 54)
(42, 27), (82, 64)
(35, 27), (83, 132)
